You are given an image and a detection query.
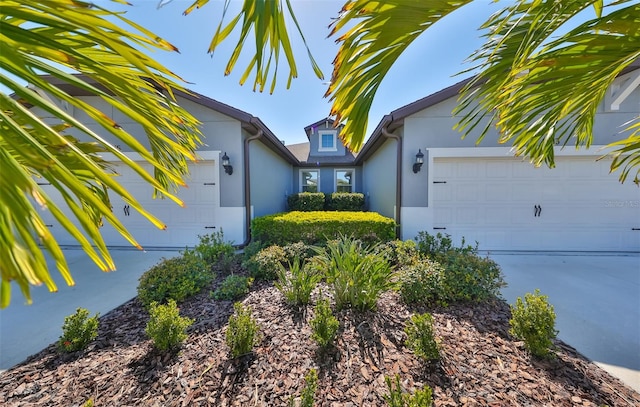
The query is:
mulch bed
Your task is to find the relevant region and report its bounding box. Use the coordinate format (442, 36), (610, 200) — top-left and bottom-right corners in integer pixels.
(1, 274), (639, 407)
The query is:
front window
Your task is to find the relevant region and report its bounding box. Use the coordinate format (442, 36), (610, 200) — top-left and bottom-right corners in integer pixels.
(301, 170), (319, 192)
(318, 131), (337, 152)
(336, 170), (353, 193)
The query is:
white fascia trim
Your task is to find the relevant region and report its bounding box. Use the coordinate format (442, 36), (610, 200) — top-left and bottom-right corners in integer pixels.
(426, 146), (614, 159)
(610, 70), (640, 111)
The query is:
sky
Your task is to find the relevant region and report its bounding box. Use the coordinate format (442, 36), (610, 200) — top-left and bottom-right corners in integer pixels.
(102, 0), (505, 147)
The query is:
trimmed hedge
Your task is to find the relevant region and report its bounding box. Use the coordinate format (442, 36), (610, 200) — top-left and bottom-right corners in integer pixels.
(252, 211), (395, 245)
(325, 192), (364, 211)
(287, 193), (325, 211)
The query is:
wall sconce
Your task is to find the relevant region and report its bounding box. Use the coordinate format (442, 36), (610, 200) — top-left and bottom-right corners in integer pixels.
(412, 149), (424, 173)
(222, 152), (233, 175)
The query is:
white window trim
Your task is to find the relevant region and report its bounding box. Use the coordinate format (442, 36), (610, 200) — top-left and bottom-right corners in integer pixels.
(334, 168), (354, 193)
(300, 169), (320, 193)
(318, 130), (337, 152)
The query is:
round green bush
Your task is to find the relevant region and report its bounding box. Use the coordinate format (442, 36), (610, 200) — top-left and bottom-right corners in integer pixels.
(137, 251), (214, 309)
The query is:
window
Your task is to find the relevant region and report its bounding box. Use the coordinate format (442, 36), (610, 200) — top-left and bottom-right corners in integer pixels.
(318, 131), (337, 152)
(335, 170), (353, 193)
(301, 170), (319, 192)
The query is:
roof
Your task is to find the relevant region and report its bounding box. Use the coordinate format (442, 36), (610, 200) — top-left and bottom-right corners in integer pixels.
(287, 142), (357, 167)
(303, 117), (344, 140)
(356, 58), (640, 164)
(33, 74), (300, 165)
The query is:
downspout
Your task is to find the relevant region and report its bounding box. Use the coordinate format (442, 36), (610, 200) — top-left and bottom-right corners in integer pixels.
(381, 123), (402, 239)
(236, 128), (263, 249)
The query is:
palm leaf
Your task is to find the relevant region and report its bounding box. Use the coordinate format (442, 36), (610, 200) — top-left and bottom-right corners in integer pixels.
(0, 0), (202, 307)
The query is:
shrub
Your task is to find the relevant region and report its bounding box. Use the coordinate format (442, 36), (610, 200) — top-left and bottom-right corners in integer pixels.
(299, 368), (318, 407)
(282, 241), (315, 263)
(404, 313), (440, 362)
(243, 240), (267, 261)
(145, 300), (194, 351)
(415, 232), (505, 303)
(398, 259), (445, 306)
(252, 211), (395, 246)
(375, 239), (421, 269)
(325, 192), (365, 211)
(312, 235), (395, 311)
(310, 297), (340, 348)
(243, 244), (287, 280)
(58, 308), (99, 353)
(211, 275), (254, 301)
(137, 251), (214, 309)
(194, 230), (235, 266)
(276, 258), (322, 306)
(384, 375), (433, 407)
(226, 302), (260, 358)
(509, 289), (558, 358)
(287, 192), (325, 211)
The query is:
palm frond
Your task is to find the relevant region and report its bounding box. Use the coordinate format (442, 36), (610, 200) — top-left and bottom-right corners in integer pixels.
(0, 0), (202, 307)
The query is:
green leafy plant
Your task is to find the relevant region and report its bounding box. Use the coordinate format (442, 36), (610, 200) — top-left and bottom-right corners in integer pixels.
(275, 258), (322, 306)
(137, 251), (214, 309)
(226, 302), (260, 358)
(145, 300), (194, 351)
(299, 368), (319, 407)
(509, 289), (558, 358)
(325, 192), (365, 211)
(58, 308), (99, 353)
(211, 275), (254, 301)
(287, 192), (326, 211)
(243, 244), (288, 280)
(310, 297), (340, 348)
(282, 241), (316, 263)
(384, 375), (433, 407)
(194, 230), (235, 266)
(398, 259), (445, 306)
(375, 239), (422, 269)
(252, 211), (395, 246)
(312, 235), (394, 311)
(415, 232), (505, 303)
(404, 313), (440, 362)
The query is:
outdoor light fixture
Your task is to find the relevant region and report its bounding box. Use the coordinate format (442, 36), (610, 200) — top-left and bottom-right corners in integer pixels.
(222, 152), (233, 175)
(413, 149), (424, 173)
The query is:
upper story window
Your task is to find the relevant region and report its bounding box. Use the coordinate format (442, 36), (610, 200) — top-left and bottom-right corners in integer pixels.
(335, 169), (353, 193)
(318, 131), (337, 152)
(301, 170), (319, 192)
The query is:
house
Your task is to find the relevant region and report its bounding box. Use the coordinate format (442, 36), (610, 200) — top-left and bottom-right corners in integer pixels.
(30, 75), (298, 248)
(287, 118), (360, 195)
(30, 66), (640, 253)
(356, 65), (640, 252)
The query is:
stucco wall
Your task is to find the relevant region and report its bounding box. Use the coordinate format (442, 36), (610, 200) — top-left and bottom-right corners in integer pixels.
(361, 138), (397, 220)
(249, 140), (292, 217)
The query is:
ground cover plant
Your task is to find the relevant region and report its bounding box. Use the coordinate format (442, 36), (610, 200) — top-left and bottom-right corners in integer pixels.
(57, 308), (99, 353)
(1, 233), (639, 406)
(145, 300), (194, 351)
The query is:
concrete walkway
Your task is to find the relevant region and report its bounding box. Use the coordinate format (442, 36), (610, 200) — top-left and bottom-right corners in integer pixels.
(490, 252), (640, 393)
(0, 248), (179, 370)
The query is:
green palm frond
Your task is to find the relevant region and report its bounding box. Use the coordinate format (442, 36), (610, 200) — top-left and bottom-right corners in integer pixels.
(455, 0), (640, 183)
(0, 0), (202, 307)
(184, 0), (324, 93)
(326, 0), (472, 151)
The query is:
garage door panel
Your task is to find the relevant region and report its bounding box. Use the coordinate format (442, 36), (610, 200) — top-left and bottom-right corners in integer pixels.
(432, 157), (640, 252)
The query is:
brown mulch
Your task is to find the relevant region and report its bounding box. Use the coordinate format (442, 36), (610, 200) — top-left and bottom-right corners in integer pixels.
(1, 273), (639, 407)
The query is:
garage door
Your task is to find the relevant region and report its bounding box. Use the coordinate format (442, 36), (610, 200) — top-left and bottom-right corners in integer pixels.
(432, 157), (640, 252)
(36, 160), (219, 248)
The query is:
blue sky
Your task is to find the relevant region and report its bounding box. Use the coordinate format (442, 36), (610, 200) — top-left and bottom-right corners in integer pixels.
(108, 0), (504, 146)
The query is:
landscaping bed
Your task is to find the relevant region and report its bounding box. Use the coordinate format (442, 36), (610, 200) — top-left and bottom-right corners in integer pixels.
(1, 279), (639, 406)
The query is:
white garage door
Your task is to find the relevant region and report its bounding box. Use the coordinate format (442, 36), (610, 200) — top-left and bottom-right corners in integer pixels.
(432, 157), (640, 252)
(37, 160), (219, 248)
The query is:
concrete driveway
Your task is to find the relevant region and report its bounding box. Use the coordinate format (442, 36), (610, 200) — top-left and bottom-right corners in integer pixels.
(0, 248), (179, 371)
(490, 252), (640, 393)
